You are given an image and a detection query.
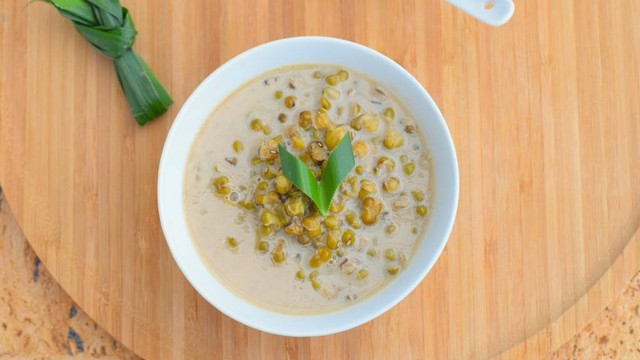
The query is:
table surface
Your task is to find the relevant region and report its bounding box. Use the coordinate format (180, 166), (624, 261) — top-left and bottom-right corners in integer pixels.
(0, 191), (140, 358)
(1, 1), (639, 359)
(1, 189), (638, 358)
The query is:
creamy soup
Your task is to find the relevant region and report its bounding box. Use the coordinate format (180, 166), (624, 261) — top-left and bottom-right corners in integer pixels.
(185, 65), (432, 314)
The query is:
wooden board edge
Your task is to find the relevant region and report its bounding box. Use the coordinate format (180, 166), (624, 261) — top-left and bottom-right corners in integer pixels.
(495, 225), (640, 359)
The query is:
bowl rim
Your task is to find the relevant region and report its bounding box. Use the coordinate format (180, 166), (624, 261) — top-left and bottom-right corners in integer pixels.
(158, 36), (459, 337)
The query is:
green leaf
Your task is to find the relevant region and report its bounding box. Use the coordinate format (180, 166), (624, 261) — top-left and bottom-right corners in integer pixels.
(42, 0), (173, 125)
(279, 134), (355, 216)
(114, 50), (173, 125)
(87, 0), (123, 28)
(73, 11), (136, 58)
(48, 0), (97, 25)
(86, 0), (123, 22)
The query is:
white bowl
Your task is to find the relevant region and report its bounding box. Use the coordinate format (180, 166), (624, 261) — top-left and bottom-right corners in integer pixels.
(158, 36), (459, 337)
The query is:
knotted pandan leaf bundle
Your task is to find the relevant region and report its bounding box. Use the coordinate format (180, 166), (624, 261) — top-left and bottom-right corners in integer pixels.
(45, 0), (173, 125)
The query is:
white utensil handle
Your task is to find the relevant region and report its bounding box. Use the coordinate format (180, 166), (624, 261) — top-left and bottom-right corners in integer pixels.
(447, 0), (515, 26)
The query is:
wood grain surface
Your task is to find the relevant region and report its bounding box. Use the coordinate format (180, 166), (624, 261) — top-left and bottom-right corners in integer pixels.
(1, 1), (639, 358)
(0, 191), (140, 359)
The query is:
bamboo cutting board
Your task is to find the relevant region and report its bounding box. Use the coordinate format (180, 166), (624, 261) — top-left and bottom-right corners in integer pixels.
(1, 1), (639, 358)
